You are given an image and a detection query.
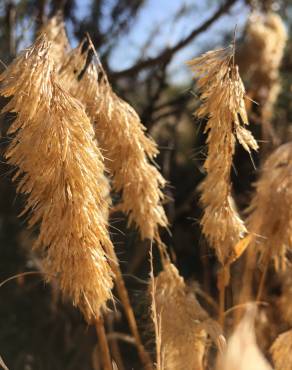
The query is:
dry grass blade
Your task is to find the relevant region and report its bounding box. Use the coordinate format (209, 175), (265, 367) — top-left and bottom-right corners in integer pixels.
(188, 46), (258, 265)
(59, 40), (168, 242)
(152, 262), (221, 370)
(218, 304), (273, 370)
(270, 329), (292, 370)
(0, 36), (114, 322)
(0, 355), (8, 370)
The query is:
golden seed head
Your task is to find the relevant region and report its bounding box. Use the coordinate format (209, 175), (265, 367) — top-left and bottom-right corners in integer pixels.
(153, 263), (210, 370)
(59, 41), (168, 241)
(188, 47), (258, 264)
(247, 142), (292, 270)
(0, 36), (114, 322)
(238, 12), (287, 122)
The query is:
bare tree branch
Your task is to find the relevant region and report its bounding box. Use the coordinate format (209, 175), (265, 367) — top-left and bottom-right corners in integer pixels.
(5, 1), (16, 58)
(112, 0), (238, 78)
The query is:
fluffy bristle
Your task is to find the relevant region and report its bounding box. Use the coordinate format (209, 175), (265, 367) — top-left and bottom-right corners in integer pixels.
(59, 42), (168, 241)
(188, 47), (258, 264)
(0, 37), (114, 322)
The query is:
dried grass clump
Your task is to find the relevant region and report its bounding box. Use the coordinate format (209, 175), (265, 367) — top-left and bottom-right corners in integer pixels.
(0, 37), (114, 322)
(152, 262), (216, 370)
(38, 12), (70, 67)
(270, 329), (292, 370)
(247, 142), (292, 270)
(188, 47), (258, 264)
(219, 305), (272, 370)
(238, 12), (287, 123)
(60, 41), (168, 241)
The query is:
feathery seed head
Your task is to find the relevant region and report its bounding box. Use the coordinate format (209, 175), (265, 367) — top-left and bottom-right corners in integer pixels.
(153, 262), (211, 370)
(188, 46), (258, 264)
(59, 40), (168, 241)
(238, 12), (287, 122)
(0, 36), (114, 322)
(247, 142), (292, 270)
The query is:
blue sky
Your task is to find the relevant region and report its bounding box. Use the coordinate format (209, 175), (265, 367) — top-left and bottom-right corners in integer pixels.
(73, 0), (250, 84)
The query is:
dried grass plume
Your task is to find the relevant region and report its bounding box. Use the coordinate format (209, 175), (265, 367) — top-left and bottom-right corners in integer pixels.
(238, 12), (287, 137)
(59, 41), (168, 241)
(247, 142), (292, 270)
(152, 262), (221, 370)
(0, 37), (114, 322)
(188, 46), (258, 264)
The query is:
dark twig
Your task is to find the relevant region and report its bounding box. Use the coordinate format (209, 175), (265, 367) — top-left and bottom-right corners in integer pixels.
(112, 0), (238, 78)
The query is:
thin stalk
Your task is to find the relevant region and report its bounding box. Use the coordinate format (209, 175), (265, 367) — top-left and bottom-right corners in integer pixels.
(107, 314), (125, 370)
(219, 281), (226, 328)
(217, 265), (229, 327)
(95, 316), (113, 370)
(105, 244), (153, 370)
(149, 244), (162, 370)
(256, 249), (271, 301)
(202, 249), (211, 295)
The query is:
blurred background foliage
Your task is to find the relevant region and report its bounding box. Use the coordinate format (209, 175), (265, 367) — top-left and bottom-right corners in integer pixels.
(0, 0), (292, 369)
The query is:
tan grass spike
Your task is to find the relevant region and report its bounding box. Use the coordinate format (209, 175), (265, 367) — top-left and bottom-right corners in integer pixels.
(153, 262), (221, 370)
(0, 37), (114, 322)
(59, 40), (168, 242)
(188, 46), (258, 264)
(247, 142), (292, 271)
